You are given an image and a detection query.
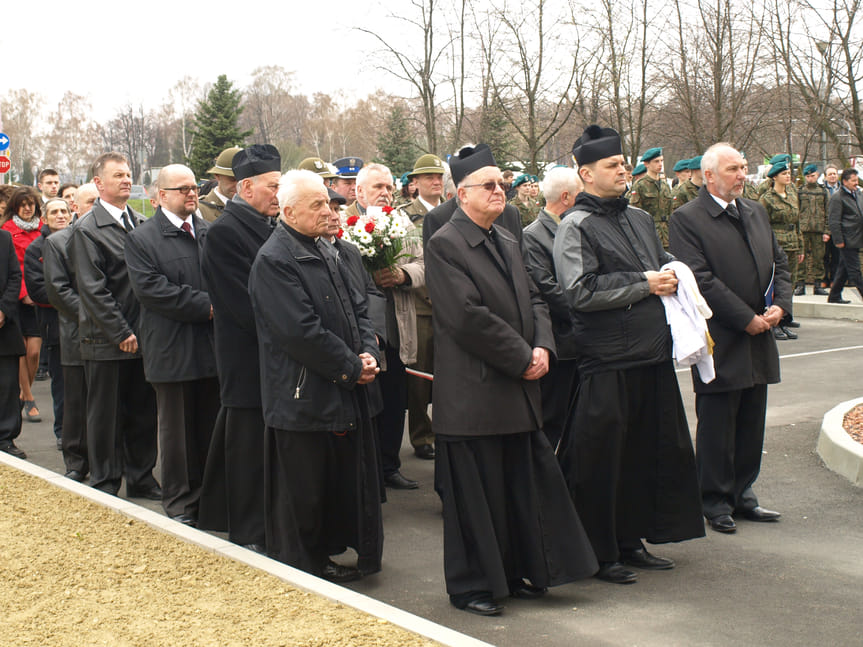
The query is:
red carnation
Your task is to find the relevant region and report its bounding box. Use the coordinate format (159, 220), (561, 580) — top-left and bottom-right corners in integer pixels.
(364, 221), (376, 233)
(382, 205), (394, 215)
(346, 215), (359, 226)
(336, 228), (344, 238)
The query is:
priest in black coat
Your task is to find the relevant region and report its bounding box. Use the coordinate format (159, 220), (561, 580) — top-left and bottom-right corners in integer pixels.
(425, 144), (597, 616)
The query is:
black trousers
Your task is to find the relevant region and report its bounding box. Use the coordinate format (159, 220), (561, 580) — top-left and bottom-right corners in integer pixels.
(828, 246), (863, 300)
(61, 364), (88, 475)
(84, 358), (158, 494)
(153, 378), (220, 518)
(46, 343), (63, 439)
(695, 385), (767, 519)
(539, 358), (579, 449)
(406, 313), (434, 449)
(376, 342), (407, 476)
(0, 354), (21, 444)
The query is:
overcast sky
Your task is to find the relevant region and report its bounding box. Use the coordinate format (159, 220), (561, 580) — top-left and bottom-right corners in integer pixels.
(1, 0), (422, 122)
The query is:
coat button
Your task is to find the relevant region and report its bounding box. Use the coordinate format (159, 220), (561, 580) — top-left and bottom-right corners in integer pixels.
(341, 374), (348, 381)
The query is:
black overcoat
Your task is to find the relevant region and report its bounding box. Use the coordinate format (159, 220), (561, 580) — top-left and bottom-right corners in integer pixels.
(669, 187), (792, 393)
(23, 226), (60, 346)
(125, 209), (216, 383)
(43, 225), (82, 366)
(827, 187), (863, 248)
(201, 197), (274, 408)
(0, 229), (25, 357)
(422, 197), (524, 248)
(425, 209), (555, 436)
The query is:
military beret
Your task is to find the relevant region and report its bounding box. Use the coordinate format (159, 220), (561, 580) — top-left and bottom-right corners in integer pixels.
(450, 144), (497, 186)
(673, 159), (690, 173)
(512, 174), (531, 188)
(332, 157), (363, 178)
(408, 154), (445, 177)
(769, 153), (791, 165)
(641, 147), (662, 162)
(530, 175), (540, 183)
(327, 187), (346, 205)
(572, 125), (622, 166)
(803, 163), (818, 176)
(688, 156), (703, 171)
(298, 157), (338, 179)
(633, 162), (647, 176)
(232, 144), (281, 181)
(767, 161), (790, 178)
(207, 147), (242, 177)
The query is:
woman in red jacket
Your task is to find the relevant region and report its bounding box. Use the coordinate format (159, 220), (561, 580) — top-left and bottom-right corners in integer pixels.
(1, 187), (43, 422)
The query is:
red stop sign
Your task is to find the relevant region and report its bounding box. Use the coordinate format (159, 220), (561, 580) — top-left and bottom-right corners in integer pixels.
(0, 157), (10, 174)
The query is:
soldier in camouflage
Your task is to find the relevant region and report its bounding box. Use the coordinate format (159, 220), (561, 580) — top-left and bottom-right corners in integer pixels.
(629, 147), (673, 248)
(671, 155), (703, 209)
(509, 173), (540, 226)
(797, 164), (830, 295)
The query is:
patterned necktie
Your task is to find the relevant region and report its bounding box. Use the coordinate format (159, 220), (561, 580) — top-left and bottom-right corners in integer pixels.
(120, 210), (134, 232)
(181, 222), (193, 238)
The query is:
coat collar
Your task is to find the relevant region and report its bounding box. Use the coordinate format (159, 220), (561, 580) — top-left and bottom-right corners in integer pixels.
(91, 199), (141, 230)
(152, 208), (208, 239)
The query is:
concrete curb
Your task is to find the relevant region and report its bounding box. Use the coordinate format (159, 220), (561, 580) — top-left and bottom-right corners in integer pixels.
(0, 452), (493, 647)
(793, 293), (863, 321)
(816, 397), (863, 487)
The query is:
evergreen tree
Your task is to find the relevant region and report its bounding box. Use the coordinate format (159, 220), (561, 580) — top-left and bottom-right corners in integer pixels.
(374, 105), (420, 175)
(479, 97), (517, 171)
(186, 75), (252, 179)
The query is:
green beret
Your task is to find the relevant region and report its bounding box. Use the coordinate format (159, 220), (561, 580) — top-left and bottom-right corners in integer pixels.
(803, 164), (818, 175)
(633, 162), (646, 175)
(769, 153), (791, 165)
(673, 159), (690, 172)
(512, 174), (531, 188)
(530, 175), (539, 183)
(767, 161), (789, 178)
(688, 156), (703, 171)
(400, 172), (410, 186)
(641, 147), (662, 162)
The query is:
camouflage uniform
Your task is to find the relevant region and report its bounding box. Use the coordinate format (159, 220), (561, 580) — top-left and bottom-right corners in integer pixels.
(760, 187), (802, 285)
(630, 175), (673, 248)
(510, 197), (540, 227)
(757, 177), (797, 200)
(742, 182), (760, 201)
(797, 181), (829, 285)
(671, 179), (700, 209)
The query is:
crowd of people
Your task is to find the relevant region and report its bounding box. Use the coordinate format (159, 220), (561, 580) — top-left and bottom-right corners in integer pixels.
(0, 131), (860, 616)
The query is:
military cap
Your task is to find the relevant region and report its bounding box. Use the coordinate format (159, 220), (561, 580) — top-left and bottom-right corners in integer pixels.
(327, 187), (346, 205)
(530, 175), (540, 183)
(332, 157), (363, 178)
(232, 144), (281, 181)
(408, 153), (445, 177)
(400, 172), (411, 187)
(512, 174), (531, 188)
(207, 146), (242, 177)
(633, 162), (647, 176)
(687, 156), (703, 171)
(673, 159), (690, 173)
(803, 163), (818, 176)
(641, 147), (662, 162)
(299, 157), (338, 179)
(572, 125), (622, 166)
(769, 154), (791, 165)
(767, 160), (790, 178)
(450, 144), (497, 186)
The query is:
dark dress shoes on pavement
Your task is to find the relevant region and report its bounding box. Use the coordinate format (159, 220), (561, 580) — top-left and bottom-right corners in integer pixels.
(0, 441), (26, 459)
(509, 579), (548, 599)
(780, 325), (798, 339)
(785, 320), (800, 328)
(595, 561), (638, 584)
(773, 327), (789, 340)
(707, 514), (737, 533)
(321, 560), (362, 583)
(453, 592), (504, 616)
(242, 543), (266, 554)
(740, 506), (781, 522)
(414, 444), (435, 460)
(64, 469), (86, 482)
(384, 471), (418, 489)
(170, 514), (197, 527)
(620, 547), (675, 570)
(126, 483), (163, 500)
(813, 286), (828, 296)
(828, 297), (851, 304)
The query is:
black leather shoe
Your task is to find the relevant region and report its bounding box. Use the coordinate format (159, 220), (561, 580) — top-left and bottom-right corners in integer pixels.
(384, 471), (418, 489)
(780, 325), (798, 339)
(509, 580), (548, 599)
(321, 560), (362, 583)
(242, 543), (266, 554)
(828, 297), (851, 304)
(126, 484), (163, 500)
(457, 596), (504, 616)
(620, 547), (675, 570)
(170, 514), (197, 527)
(0, 441), (27, 459)
(64, 469), (86, 482)
(707, 514), (737, 533)
(740, 506), (781, 522)
(773, 327), (788, 340)
(793, 284), (805, 296)
(813, 286), (828, 296)
(785, 320), (800, 328)
(34, 368), (49, 381)
(414, 444), (435, 460)
(595, 561), (638, 584)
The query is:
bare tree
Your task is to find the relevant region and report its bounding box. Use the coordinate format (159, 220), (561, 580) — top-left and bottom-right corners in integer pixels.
(100, 104), (157, 182)
(168, 76), (203, 160)
(0, 89), (44, 182)
(42, 93), (102, 182)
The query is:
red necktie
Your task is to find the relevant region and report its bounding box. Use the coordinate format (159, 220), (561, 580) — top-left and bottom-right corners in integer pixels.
(181, 222), (194, 238)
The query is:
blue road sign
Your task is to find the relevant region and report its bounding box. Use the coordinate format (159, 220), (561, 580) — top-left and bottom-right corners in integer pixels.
(0, 133), (9, 151)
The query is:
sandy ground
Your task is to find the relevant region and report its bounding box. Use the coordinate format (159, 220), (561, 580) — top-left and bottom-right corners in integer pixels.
(0, 465), (436, 647)
(842, 403), (863, 444)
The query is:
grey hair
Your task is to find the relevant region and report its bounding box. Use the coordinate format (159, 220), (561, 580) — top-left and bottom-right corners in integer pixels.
(278, 169), (325, 209)
(356, 162), (391, 188)
(700, 142), (738, 175)
(541, 166), (581, 202)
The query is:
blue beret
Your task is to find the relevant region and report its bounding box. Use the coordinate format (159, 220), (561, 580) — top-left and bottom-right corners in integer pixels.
(641, 147), (662, 162)
(769, 153), (791, 165)
(803, 164), (818, 175)
(673, 159), (690, 172)
(512, 174), (531, 188)
(767, 161), (790, 178)
(633, 162), (646, 175)
(688, 156), (703, 171)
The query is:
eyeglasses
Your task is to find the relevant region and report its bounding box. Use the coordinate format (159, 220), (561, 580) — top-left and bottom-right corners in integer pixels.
(161, 186), (197, 195)
(462, 180), (507, 193)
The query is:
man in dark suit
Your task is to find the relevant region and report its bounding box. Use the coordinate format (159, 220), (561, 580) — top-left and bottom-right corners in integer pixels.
(71, 152), (160, 498)
(0, 228), (26, 459)
(197, 144), (281, 551)
(125, 164), (219, 526)
(425, 144), (597, 616)
(669, 142), (791, 534)
(826, 168), (863, 303)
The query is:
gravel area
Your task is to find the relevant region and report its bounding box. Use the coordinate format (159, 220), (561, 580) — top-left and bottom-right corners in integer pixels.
(842, 403), (863, 445)
(0, 465), (436, 647)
